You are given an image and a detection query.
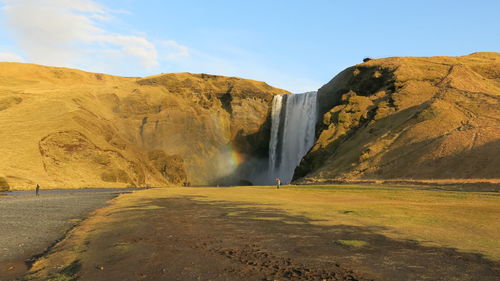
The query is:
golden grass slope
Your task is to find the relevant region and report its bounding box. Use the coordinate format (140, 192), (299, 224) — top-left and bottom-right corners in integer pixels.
(296, 52), (500, 182)
(0, 63), (287, 189)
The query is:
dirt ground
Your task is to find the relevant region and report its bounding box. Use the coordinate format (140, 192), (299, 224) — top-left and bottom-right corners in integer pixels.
(22, 196), (500, 281)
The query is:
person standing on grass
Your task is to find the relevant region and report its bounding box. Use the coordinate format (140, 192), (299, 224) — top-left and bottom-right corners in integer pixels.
(275, 178), (281, 189)
(35, 184), (40, 196)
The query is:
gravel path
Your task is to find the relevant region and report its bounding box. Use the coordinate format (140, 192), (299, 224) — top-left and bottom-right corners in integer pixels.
(0, 189), (129, 263)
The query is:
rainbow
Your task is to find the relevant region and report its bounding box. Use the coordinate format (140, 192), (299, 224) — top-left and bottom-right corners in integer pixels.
(229, 149), (246, 167)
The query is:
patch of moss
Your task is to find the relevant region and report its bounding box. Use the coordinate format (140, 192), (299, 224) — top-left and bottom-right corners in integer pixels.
(93, 154), (111, 165)
(148, 150), (187, 184)
(100, 171), (117, 182)
(125, 205), (165, 211)
(0, 177), (10, 191)
(48, 260), (81, 281)
(0, 96), (22, 111)
(100, 169), (129, 183)
(115, 169), (129, 183)
(416, 106), (439, 121)
(336, 240), (368, 248)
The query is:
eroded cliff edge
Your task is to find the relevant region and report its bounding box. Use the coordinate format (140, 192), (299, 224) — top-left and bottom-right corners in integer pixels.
(295, 52), (500, 182)
(0, 63), (288, 189)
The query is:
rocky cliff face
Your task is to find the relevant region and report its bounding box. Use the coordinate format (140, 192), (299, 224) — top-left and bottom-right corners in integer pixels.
(295, 52), (500, 182)
(0, 63), (287, 189)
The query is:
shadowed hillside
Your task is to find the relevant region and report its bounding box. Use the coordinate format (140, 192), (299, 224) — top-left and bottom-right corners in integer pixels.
(295, 52), (500, 182)
(0, 63), (288, 189)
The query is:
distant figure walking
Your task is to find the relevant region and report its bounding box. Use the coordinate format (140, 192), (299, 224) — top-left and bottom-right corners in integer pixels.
(35, 184), (40, 196)
(275, 178), (281, 189)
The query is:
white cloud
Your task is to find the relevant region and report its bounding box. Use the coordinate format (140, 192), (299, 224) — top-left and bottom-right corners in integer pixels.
(161, 40), (190, 60)
(0, 0), (188, 73)
(0, 51), (23, 62)
(0, 0), (317, 91)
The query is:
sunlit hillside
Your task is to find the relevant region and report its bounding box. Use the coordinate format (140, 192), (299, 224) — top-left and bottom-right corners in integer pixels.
(0, 63), (287, 189)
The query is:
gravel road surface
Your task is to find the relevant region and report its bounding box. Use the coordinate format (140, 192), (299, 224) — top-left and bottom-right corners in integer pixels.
(0, 189), (129, 265)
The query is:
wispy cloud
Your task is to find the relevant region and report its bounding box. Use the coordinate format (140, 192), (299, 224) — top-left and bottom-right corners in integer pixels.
(161, 40), (190, 60)
(0, 0), (188, 73)
(0, 0), (320, 91)
(0, 51), (23, 62)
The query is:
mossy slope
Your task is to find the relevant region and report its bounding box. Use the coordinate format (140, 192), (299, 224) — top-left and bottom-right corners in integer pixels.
(296, 52), (500, 182)
(0, 63), (288, 189)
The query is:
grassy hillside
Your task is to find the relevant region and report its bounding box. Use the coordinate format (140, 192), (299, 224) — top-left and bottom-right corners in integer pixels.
(296, 52), (500, 183)
(0, 63), (288, 189)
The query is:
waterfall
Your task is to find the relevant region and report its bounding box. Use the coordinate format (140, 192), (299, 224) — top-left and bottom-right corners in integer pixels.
(268, 91), (318, 184)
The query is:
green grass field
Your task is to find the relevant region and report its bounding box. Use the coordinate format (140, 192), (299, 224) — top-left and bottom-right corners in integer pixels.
(137, 184), (500, 260)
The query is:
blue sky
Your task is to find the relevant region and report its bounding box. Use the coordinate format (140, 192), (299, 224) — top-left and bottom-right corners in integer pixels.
(0, 0), (498, 92)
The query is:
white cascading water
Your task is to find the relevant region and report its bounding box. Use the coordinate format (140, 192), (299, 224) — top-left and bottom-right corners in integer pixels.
(268, 91), (318, 184)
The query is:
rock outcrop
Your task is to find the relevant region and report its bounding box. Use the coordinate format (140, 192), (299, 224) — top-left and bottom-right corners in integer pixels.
(0, 63), (287, 189)
(295, 52), (500, 182)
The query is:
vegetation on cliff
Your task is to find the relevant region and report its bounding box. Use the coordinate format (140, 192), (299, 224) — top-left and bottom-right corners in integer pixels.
(296, 52), (500, 182)
(0, 63), (287, 189)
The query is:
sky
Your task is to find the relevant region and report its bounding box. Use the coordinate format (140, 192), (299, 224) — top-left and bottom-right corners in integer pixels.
(0, 0), (498, 92)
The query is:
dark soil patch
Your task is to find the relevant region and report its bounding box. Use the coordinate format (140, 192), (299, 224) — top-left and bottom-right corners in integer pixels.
(42, 197), (500, 281)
